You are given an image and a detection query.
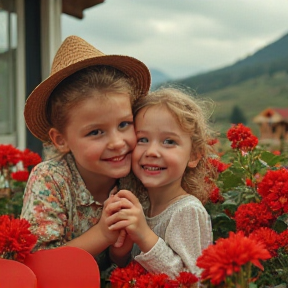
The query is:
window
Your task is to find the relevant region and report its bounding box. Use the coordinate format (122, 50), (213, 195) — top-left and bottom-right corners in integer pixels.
(0, 0), (17, 136)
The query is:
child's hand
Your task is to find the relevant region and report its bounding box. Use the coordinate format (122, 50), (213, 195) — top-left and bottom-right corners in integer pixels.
(97, 195), (125, 245)
(114, 229), (126, 248)
(106, 190), (158, 253)
(109, 233), (134, 267)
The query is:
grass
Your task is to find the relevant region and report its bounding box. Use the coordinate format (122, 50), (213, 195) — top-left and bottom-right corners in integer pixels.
(200, 71), (288, 136)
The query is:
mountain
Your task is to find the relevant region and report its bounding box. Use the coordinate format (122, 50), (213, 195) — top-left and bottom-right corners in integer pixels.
(173, 33), (288, 94)
(149, 68), (171, 89)
(164, 32), (288, 136)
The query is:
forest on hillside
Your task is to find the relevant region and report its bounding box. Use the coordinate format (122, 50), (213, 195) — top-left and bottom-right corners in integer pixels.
(163, 33), (288, 141)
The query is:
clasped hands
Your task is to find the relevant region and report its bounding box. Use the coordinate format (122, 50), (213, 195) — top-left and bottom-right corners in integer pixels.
(101, 190), (158, 255)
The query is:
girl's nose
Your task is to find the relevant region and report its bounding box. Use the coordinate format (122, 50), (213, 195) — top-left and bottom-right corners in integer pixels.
(145, 142), (161, 158)
(107, 132), (126, 150)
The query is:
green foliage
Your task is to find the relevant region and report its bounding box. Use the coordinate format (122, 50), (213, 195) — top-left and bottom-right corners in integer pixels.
(205, 201), (236, 241)
(230, 105), (247, 125)
(0, 192), (24, 217)
(254, 249), (288, 286)
(206, 144), (288, 242)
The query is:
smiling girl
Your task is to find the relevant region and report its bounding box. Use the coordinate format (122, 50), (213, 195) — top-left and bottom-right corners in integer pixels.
(107, 87), (216, 279)
(20, 35), (150, 273)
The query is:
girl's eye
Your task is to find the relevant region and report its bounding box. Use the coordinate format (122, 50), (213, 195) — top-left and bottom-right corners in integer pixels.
(163, 139), (176, 145)
(119, 121), (133, 129)
(137, 137), (148, 143)
(88, 129), (103, 136)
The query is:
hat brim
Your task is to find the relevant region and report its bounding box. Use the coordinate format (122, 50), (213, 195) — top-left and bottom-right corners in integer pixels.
(24, 55), (151, 142)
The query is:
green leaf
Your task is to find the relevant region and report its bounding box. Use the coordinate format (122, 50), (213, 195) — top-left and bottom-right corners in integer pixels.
(260, 151), (282, 166)
(273, 214), (288, 233)
(211, 212), (236, 240)
(222, 200), (238, 214)
(221, 173), (243, 189)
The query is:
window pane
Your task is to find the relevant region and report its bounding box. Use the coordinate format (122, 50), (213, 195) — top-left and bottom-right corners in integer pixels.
(0, 0), (16, 135)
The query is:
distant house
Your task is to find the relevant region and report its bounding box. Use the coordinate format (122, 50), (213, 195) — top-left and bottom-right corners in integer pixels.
(253, 108), (288, 141)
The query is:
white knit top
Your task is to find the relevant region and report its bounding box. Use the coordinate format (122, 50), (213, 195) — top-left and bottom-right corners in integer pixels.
(133, 194), (212, 278)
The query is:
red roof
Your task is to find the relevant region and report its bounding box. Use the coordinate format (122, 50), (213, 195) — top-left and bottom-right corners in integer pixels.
(273, 108), (288, 121)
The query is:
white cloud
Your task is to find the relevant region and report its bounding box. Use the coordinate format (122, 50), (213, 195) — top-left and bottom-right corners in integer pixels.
(62, 0), (288, 79)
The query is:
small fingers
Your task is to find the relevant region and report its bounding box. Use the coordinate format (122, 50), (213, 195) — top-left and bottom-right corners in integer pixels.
(105, 198), (134, 215)
(109, 220), (130, 231)
(113, 229), (126, 248)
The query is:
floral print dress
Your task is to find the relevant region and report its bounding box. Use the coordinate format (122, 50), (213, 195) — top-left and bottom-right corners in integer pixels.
(21, 150), (117, 272)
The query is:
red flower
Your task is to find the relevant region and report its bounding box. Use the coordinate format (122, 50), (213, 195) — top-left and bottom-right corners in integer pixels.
(208, 158), (230, 173)
(0, 144), (22, 168)
(257, 168), (288, 214)
(0, 215), (38, 262)
(250, 228), (281, 258)
(110, 262), (198, 288)
(227, 124), (258, 151)
(234, 202), (276, 235)
(11, 170), (30, 182)
(110, 261), (147, 288)
(175, 272), (198, 287)
(21, 149), (42, 168)
(278, 230), (288, 253)
(245, 178), (254, 187)
(196, 231), (271, 285)
(136, 273), (172, 288)
(209, 187), (224, 204)
(207, 139), (218, 146)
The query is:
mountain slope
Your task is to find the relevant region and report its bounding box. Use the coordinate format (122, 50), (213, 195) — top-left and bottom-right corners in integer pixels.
(173, 33), (288, 94)
(150, 68), (171, 89)
(207, 71), (288, 134)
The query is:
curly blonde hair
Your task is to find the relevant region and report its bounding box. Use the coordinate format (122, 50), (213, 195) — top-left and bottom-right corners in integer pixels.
(120, 86), (217, 206)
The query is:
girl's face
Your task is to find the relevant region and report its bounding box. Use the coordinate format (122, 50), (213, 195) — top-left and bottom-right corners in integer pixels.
(59, 92), (136, 183)
(132, 105), (198, 190)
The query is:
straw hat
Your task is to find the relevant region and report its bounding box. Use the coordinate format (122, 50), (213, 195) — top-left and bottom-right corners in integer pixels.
(24, 35), (151, 142)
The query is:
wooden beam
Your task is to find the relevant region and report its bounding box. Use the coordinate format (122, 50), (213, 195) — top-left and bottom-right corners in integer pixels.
(62, 0), (104, 19)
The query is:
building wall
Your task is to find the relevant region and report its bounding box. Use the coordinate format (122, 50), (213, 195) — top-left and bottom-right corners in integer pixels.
(0, 0), (61, 153)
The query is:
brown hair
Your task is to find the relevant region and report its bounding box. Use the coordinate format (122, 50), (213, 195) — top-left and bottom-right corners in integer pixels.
(122, 87), (217, 205)
(47, 65), (136, 136)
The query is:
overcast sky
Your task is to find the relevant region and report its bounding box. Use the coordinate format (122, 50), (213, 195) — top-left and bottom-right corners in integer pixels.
(62, 0), (288, 80)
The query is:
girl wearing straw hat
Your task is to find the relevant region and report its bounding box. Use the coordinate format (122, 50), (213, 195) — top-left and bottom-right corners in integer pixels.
(21, 35), (151, 272)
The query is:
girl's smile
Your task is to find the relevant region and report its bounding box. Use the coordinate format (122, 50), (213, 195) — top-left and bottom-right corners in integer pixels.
(132, 105), (194, 190)
(59, 91), (136, 184)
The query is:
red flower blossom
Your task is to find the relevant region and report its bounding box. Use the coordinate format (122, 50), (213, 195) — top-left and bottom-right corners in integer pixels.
(110, 262), (198, 288)
(207, 138), (218, 146)
(175, 272), (198, 287)
(136, 273), (172, 288)
(11, 170), (30, 182)
(21, 149), (42, 168)
(245, 178), (254, 187)
(110, 261), (147, 288)
(257, 168), (288, 214)
(209, 187), (224, 204)
(208, 158), (230, 173)
(250, 227), (281, 258)
(234, 202), (276, 235)
(227, 124), (258, 151)
(196, 231), (271, 285)
(0, 215), (38, 262)
(0, 144), (22, 168)
(278, 230), (288, 253)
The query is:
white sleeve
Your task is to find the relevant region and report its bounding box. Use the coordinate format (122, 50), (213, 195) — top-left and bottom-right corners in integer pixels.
(134, 202), (212, 278)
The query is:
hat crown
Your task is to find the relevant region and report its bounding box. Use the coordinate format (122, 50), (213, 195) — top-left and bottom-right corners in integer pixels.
(51, 35), (105, 75)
